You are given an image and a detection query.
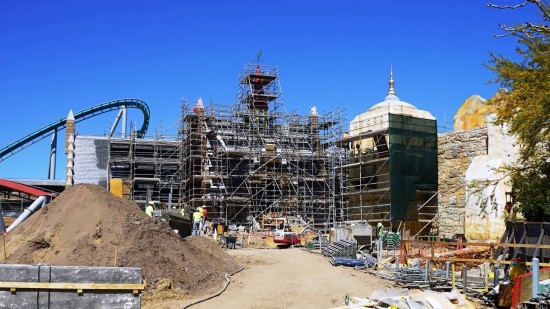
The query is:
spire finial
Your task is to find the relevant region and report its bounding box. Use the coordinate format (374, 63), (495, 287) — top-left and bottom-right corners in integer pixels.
(388, 65), (396, 96)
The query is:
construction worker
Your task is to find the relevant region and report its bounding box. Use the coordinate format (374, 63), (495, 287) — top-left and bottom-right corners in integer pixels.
(217, 221), (225, 242)
(145, 202), (154, 217)
(192, 208), (203, 236)
(197, 206), (205, 234)
(343, 131), (351, 150)
(376, 223), (384, 240)
(201, 206), (208, 221)
(504, 202), (517, 224)
(200, 206), (208, 234)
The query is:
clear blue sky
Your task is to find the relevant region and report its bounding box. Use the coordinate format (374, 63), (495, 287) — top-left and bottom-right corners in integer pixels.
(0, 1), (541, 180)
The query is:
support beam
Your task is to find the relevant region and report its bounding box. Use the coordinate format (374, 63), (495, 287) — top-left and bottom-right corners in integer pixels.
(122, 106), (127, 138)
(48, 129), (57, 180)
(109, 109), (124, 138)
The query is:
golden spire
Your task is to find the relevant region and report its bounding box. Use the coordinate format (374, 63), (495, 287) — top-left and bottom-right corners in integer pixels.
(388, 65), (396, 96)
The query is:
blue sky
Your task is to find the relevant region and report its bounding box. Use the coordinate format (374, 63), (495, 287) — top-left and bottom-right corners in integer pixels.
(0, 1), (541, 179)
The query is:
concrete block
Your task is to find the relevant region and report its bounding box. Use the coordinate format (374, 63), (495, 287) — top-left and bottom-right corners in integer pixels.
(0, 264), (142, 309)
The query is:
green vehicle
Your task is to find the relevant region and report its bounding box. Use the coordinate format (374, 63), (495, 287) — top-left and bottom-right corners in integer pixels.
(165, 207), (193, 237)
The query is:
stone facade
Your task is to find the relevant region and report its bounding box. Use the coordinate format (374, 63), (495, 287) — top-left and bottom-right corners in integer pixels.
(436, 126), (488, 236)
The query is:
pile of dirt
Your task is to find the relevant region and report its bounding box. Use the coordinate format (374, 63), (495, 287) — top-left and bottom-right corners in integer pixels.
(5, 184), (241, 303)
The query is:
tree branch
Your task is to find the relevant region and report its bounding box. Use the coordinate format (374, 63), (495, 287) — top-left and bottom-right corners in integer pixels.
(532, 0), (550, 20)
(487, 1), (530, 9)
(489, 1), (550, 38)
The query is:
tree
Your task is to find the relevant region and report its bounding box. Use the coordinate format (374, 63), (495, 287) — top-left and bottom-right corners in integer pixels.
(488, 0), (550, 38)
(486, 1), (550, 221)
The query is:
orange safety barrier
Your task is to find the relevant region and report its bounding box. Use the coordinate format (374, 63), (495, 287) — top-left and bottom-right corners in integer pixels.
(511, 267), (550, 308)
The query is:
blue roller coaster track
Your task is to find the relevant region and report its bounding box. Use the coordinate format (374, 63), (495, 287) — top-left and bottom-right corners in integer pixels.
(0, 98), (150, 162)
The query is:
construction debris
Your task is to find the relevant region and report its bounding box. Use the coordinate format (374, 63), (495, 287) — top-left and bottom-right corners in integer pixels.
(331, 288), (476, 309)
(330, 257), (370, 267)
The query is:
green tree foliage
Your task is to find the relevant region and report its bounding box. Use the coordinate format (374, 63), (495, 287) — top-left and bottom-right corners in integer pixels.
(487, 1), (550, 221)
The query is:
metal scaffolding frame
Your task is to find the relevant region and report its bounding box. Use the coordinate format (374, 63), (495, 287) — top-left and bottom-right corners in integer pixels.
(107, 135), (182, 208)
(178, 63), (346, 232)
(335, 112), (438, 234)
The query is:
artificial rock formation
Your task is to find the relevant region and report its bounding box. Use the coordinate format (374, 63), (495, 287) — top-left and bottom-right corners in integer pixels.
(453, 95), (496, 132)
(437, 91), (519, 240)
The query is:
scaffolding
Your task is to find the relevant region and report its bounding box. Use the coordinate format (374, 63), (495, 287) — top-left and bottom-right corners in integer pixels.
(336, 111), (438, 235)
(178, 63), (346, 232)
(108, 135), (181, 208)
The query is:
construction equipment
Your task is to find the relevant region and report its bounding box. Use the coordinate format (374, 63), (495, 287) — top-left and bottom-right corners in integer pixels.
(165, 206), (193, 237)
(273, 217), (301, 248)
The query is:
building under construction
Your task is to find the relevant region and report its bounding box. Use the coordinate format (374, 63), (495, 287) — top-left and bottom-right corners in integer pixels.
(102, 63), (346, 231)
(336, 71), (438, 234)
(178, 64), (345, 230)
(76, 64), (437, 234)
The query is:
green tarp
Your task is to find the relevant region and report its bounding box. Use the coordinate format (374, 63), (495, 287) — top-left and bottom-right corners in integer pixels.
(388, 114), (438, 221)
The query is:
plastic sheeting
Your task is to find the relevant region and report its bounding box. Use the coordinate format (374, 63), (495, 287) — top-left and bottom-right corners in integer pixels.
(388, 114), (438, 221)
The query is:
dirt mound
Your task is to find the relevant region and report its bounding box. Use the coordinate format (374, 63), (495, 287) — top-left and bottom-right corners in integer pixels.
(5, 184), (241, 303)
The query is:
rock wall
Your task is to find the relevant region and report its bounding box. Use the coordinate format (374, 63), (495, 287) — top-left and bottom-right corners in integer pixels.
(437, 126), (488, 236)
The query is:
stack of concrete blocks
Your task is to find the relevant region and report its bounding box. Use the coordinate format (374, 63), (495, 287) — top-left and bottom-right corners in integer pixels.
(0, 264), (142, 308)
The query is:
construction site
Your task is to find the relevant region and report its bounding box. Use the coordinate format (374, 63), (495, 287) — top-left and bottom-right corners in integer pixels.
(1, 62), (550, 309)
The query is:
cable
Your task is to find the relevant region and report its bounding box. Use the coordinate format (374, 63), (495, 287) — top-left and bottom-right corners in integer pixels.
(181, 266), (244, 309)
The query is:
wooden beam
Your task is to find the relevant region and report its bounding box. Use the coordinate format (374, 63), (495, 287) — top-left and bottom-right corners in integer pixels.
(534, 223), (545, 259)
(402, 240), (550, 249)
(512, 229), (527, 260)
(416, 257), (550, 267)
(0, 282), (145, 293)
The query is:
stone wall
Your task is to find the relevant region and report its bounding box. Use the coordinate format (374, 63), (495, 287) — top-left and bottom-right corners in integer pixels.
(437, 126), (488, 236)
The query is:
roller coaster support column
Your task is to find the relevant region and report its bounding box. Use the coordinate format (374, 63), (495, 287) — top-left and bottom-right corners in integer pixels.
(109, 109), (124, 138)
(48, 129), (57, 180)
(122, 105), (127, 138)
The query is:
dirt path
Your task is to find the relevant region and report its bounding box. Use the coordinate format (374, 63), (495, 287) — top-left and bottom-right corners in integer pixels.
(176, 248), (392, 309)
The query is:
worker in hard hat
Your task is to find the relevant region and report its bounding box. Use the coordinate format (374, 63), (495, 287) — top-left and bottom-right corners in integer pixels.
(376, 223), (384, 240)
(192, 207), (203, 236)
(343, 131), (351, 150)
(145, 202), (154, 217)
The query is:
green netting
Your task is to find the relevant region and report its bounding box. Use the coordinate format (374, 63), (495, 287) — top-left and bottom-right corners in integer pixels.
(388, 114), (438, 221)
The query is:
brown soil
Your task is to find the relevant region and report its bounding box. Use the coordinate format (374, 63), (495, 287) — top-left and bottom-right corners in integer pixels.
(174, 248), (393, 309)
(4, 184), (241, 306)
